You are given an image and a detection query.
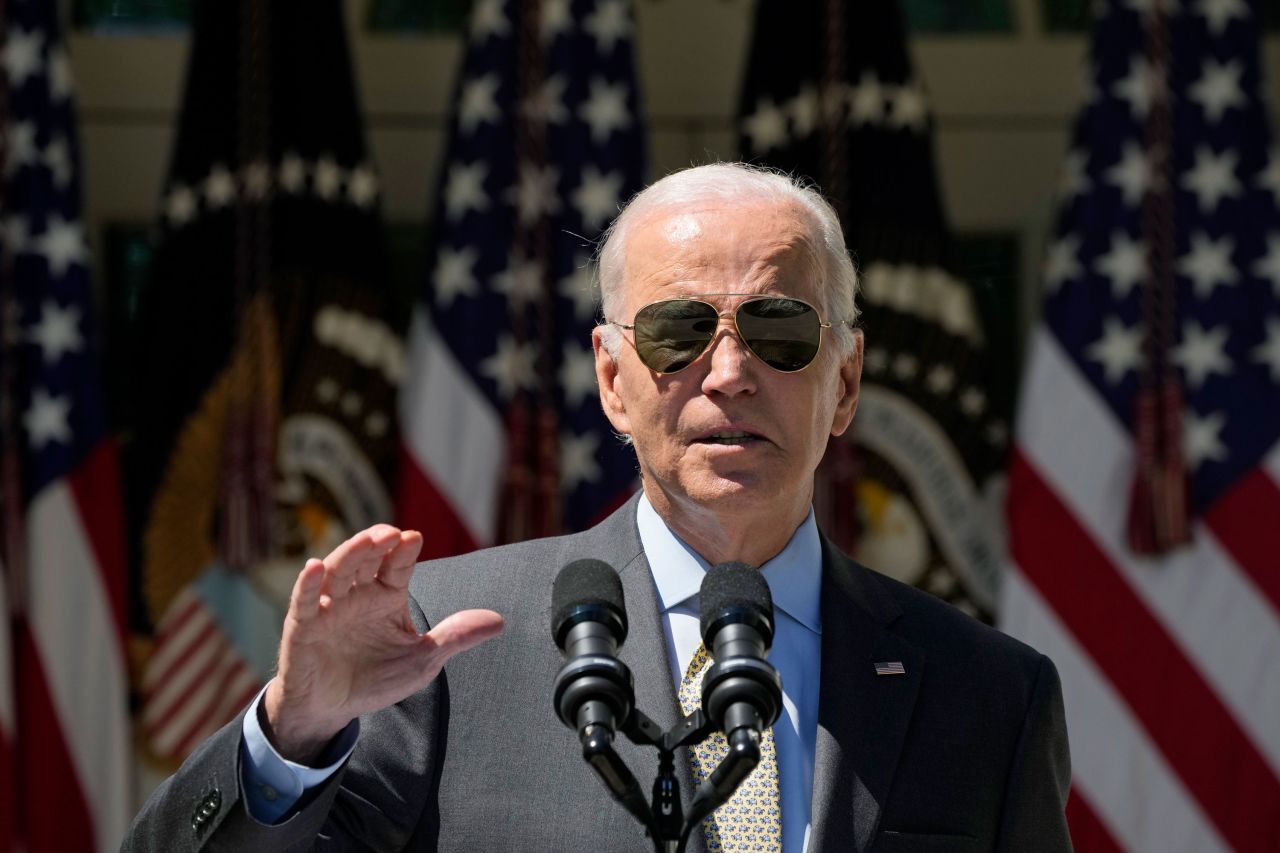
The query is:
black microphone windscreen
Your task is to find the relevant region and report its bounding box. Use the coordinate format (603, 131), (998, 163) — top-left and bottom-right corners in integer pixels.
(552, 559), (627, 647)
(699, 561), (774, 646)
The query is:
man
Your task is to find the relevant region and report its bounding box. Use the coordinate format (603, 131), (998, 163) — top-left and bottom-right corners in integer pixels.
(124, 164), (1072, 851)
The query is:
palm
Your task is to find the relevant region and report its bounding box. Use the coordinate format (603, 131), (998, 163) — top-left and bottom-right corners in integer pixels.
(266, 525), (503, 760)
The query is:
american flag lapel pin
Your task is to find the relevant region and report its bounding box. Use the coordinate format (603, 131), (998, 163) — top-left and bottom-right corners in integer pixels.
(874, 661), (906, 676)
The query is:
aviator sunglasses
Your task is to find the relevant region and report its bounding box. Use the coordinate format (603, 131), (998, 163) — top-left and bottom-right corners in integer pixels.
(609, 294), (845, 375)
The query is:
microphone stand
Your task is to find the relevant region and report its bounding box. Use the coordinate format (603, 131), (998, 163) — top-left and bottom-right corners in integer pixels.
(576, 706), (762, 853)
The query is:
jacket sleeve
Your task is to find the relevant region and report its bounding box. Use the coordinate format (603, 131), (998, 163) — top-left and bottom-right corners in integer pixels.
(121, 599), (444, 853)
(995, 653), (1074, 852)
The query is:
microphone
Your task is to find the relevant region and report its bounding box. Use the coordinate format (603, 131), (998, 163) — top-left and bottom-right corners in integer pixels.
(697, 561), (782, 744)
(551, 559), (655, 833)
(551, 558), (634, 735)
(678, 561), (785, 837)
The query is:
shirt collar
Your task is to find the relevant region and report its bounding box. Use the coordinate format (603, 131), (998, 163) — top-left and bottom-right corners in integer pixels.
(636, 491), (822, 634)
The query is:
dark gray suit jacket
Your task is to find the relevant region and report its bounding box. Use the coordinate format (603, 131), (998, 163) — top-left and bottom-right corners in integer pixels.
(123, 495), (1072, 852)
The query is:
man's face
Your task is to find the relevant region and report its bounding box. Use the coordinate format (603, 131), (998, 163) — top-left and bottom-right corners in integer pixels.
(593, 200), (863, 520)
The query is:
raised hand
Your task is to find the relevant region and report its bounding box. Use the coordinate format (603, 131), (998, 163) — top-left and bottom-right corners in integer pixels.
(263, 524), (504, 763)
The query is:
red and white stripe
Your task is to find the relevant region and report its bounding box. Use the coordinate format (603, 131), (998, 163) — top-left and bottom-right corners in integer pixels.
(1002, 329), (1280, 851)
(141, 587), (261, 763)
(18, 441), (131, 852)
(396, 308), (506, 557)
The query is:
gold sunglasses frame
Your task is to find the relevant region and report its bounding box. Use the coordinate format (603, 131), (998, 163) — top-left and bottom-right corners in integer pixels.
(607, 293), (837, 375)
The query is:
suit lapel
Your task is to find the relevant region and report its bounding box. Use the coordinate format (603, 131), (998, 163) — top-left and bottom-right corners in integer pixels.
(809, 540), (924, 852)
(584, 496), (704, 852)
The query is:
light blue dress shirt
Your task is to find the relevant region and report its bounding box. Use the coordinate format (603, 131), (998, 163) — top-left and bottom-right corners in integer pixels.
(242, 493), (823, 851)
(636, 493), (822, 853)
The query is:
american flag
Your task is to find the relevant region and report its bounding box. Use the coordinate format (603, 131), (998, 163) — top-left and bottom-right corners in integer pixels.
(398, 0), (645, 554)
(0, 1), (131, 850)
(1001, 1), (1280, 850)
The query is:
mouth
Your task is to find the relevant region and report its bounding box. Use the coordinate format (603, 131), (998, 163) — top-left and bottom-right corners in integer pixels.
(693, 428), (766, 446)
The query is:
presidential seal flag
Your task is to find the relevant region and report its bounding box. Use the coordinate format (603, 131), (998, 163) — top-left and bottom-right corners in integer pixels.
(736, 0), (1009, 620)
(0, 1), (131, 848)
(397, 0), (646, 555)
(1001, 0), (1280, 849)
(127, 0), (403, 767)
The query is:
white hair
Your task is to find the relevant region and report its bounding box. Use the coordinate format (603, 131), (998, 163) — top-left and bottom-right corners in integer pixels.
(594, 162), (860, 360)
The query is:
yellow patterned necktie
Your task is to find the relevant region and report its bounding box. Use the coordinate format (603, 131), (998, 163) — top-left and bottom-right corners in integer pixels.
(678, 641), (782, 852)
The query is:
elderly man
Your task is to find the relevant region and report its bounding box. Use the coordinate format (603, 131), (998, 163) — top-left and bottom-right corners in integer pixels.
(125, 164), (1072, 852)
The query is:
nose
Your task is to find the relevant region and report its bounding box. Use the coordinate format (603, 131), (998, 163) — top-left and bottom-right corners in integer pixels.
(700, 319), (757, 397)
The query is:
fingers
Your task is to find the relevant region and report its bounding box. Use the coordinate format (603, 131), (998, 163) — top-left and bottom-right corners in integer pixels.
(321, 524), (402, 601)
(376, 530), (424, 591)
(289, 558), (326, 623)
(423, 609), (505, 663)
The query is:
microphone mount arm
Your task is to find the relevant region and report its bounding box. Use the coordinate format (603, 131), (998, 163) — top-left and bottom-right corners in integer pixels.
(575, 703), (762, 853)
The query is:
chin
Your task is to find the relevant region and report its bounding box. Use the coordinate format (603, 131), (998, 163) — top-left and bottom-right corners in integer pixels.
(682, 473), (783, 510)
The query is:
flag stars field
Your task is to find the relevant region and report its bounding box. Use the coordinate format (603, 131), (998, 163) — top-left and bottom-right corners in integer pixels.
(1112, 56), (1162, 120)
(508, 162), (560, 224)
(443, 162), (490, 221)
(1257, 150), (1280, 203)
(1173, 320), (1233, 388)
(1105, 143), (1152, 207)
(1253, 320), (1280, 380)
(583, 0), (632, 53)
(1252, 235), (1280, 295)
(28, 300), (82, 364)
(559, 345), (598, 408)
(579, 77), (631, 142)
(540, 0), (572, 42)
(458, 73), (502, 134)
(1086, 316), (1142, 384)
(571, 166), (623, 231)
(1044, 234), (1083, 292)
(35, 215), (87, 277)
(1189, 58), (1246, 123)
(1, 26), (43, 88)
(523, 75), (569, 125)
(23, 387), (72, 449)
(1196, 0), (1250, 34)
(5, 121), (38, 176)
(1095, 231), (1146, 298)
(47, 46), (72, 101)
(1181, 147), (1242, 212)
(557, 255), (598, 322)
(479, 335), (538, 400)
(1178, 232), (1238, 299)
(469, 0), (510, 42)
(492, 254), (545, 308)
(42, 137), (72, 188)
(559, 430), (602, 492)
(1184, 409), (1229, 469)
(432, 246), (480, 308)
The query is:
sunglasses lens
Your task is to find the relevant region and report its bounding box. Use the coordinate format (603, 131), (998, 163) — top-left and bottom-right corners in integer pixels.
(737, 297), (822, 372)
(633, 300), (719, 373)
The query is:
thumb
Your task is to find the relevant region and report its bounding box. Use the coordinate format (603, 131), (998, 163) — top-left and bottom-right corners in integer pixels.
(422, 609), (505, 663)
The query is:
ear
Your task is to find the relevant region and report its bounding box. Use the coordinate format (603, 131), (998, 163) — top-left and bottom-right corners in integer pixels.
(829, 330), (863, 438)
(593, 327), (633, 436)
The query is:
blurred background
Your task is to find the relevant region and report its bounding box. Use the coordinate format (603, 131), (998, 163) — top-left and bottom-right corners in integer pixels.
(2, 0), (1278, 850)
